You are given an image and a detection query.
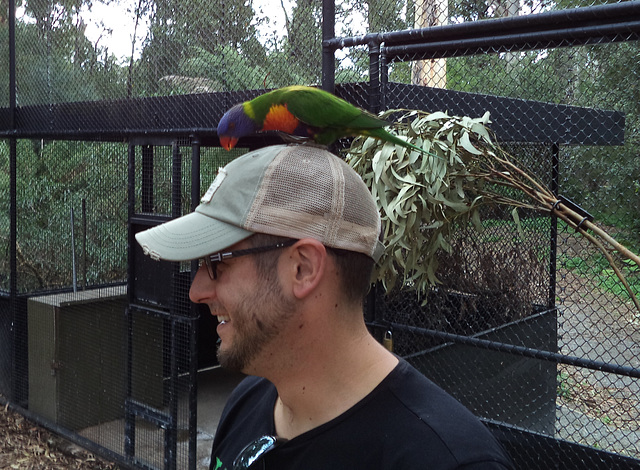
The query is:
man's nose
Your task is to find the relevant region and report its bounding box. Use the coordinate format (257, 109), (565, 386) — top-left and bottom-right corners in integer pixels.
(189, 264), (216, 304)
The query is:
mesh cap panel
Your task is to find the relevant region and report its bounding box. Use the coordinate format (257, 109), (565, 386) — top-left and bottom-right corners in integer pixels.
(245, 146), (381, 259)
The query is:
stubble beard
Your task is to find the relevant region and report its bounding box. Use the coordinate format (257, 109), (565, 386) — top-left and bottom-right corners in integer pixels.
(216, 279), (295, 373)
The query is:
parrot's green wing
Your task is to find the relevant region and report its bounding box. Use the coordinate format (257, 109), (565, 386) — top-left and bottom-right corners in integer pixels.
(243, 86), (440, 157)
(278, 86), (388, 130)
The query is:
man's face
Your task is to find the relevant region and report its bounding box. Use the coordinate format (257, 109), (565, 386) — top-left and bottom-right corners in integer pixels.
(190, 241), (295, 373)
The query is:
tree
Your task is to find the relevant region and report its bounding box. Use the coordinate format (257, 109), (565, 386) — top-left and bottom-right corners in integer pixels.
(279, 0), (322, 85)
(4, 0), (126, 105)
(412, 0), (448, 88)
(133, 0), (266, 95)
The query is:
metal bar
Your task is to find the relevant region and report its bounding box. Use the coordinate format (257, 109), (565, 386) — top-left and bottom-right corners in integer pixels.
(190, 139), (201, 213)
(127, 143), (136, 305)
(125, 144), (136, 460)
(549, 143), (560, 310)
(70, 207), (77, 292)
(8, 0), (18, 402)
(190, 138), (201, 281)
(9, 138), (17, 401)
(188, 315), (198, 470)
(323, 1), (640, 50)
(124, 309), (135, 459)
(368, 40), (382, 114)
(321, 0), (336, 93)
(125, 398), (176, 470)
(0, 128), (221, 139)
(127, 399), (173, 428)
(82, 199), (87, 289)
(380, 54), (389, 111)
(9, 0), (16, 127)
(172, 141), (182, 220)
(188, 139), (201, 470)
(166, 141), (182, 470)
(141, 145), (154, 213)
(379, 321), (640, 379)
(383, 20), (640, 61)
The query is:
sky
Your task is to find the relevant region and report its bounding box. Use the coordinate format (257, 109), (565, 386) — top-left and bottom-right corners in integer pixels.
(81, 0), (292, 62)
(14, 0), (365, 64)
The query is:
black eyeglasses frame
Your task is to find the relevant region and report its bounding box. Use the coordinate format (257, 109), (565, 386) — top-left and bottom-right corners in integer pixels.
(200, 239), (297, 280)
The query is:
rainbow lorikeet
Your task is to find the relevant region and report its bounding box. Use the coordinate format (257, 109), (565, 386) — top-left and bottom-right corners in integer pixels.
(217, 85), (428, 154)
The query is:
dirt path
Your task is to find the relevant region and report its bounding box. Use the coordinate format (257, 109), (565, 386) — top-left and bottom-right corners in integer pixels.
(555, 267), (640, 459)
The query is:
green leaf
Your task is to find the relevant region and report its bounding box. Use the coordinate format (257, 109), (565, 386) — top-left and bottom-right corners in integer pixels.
(460, 130), (483, 155)
(425, 111), (450, 121)
(511, 208), (525, 239)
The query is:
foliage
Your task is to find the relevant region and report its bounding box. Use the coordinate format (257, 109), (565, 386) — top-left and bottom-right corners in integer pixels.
(133, 0), (267, 95)
(346, 109), (489, 295)
(179, 46), (266, 92)
(1, 9), (126, 105)
(346, 110), (640, 313)
(280, 0), (322, 83)
(0, 140), (128, 292)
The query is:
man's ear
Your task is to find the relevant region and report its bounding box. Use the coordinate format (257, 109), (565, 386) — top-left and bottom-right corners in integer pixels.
(287, 238), (327, 300)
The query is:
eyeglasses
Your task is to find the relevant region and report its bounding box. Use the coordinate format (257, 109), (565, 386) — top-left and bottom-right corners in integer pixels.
(200, 239), (296, 280)
(232, 435), (285, 469)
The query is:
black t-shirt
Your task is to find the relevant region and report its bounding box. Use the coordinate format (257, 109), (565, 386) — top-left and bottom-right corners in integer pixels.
(210, 359), (514, 470)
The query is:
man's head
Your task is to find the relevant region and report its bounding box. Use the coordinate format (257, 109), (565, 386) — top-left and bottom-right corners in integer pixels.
(136, 144), (384, 372)
(135, 144), (384, 268)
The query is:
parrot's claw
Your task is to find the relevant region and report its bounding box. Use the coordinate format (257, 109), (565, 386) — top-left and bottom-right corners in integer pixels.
(273, 132), (328, 149)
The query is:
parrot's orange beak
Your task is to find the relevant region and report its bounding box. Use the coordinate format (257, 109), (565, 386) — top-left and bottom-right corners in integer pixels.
(219, 136), (238, 151)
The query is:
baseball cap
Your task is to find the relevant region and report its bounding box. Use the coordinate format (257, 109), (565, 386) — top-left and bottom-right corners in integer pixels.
(135, 144), (385, 262)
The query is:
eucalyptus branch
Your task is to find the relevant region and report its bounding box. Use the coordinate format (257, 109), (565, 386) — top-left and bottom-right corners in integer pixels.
(345, 109), (640, 313)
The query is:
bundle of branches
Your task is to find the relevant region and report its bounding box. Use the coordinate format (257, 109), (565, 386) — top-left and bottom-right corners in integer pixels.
(345, 109), (640, 313)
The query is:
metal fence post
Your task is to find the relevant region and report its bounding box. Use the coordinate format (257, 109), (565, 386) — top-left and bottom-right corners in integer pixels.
(322, 0), (336, 93)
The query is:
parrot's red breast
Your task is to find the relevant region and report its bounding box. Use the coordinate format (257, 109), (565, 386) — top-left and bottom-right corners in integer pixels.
(262, 104), (300, 134)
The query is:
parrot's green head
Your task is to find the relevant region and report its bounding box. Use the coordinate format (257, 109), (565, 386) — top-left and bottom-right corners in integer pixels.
(217, 103), (258, 150)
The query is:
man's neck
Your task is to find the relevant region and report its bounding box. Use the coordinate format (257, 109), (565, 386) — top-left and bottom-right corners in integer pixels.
(270, 329), (398, 440)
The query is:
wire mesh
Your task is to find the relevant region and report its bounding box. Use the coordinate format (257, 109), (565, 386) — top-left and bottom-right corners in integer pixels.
(1, 0), (640, 469)
(372, 27), (640, 467)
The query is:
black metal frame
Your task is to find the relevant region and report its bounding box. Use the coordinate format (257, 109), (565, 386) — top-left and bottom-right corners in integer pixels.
(2, 1), (640, 469)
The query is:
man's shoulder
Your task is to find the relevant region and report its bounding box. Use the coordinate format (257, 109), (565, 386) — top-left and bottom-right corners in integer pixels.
(374, 359), (514, 469)
(385, 359), (483, 421)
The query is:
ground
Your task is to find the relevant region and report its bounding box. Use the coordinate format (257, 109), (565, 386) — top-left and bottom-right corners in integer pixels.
(0, 404), (118, 470)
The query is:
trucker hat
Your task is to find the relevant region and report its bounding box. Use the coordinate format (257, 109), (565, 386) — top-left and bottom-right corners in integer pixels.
(135, 144), (385, 262)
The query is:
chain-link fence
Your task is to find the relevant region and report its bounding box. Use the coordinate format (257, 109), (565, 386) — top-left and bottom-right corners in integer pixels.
(2, 0), (640, 469)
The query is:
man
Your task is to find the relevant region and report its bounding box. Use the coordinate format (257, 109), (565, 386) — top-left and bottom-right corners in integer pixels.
(136, 144), (514, 470)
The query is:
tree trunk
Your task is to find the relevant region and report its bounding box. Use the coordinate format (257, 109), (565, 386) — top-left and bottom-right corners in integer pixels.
(412, 0), (448, 88)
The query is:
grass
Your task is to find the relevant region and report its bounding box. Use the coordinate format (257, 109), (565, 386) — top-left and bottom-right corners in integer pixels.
(559, 251), (640, 302)
(557, 371), (573, 399)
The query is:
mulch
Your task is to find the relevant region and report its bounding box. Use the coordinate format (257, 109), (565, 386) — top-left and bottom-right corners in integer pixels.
(0, 403), (119, 470)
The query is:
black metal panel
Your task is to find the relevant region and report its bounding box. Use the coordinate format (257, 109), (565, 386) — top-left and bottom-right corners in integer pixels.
(131, 221), (174, 308)
(408, 309), (557, 434)
(338, 82), (625, 145)
(0, 82), (624, 146)
(0, 90), (263, 142)
(489, 422), (640, 470)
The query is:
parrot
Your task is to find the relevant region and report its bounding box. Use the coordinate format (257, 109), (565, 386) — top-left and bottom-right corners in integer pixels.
(216, 85), (430, 155)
